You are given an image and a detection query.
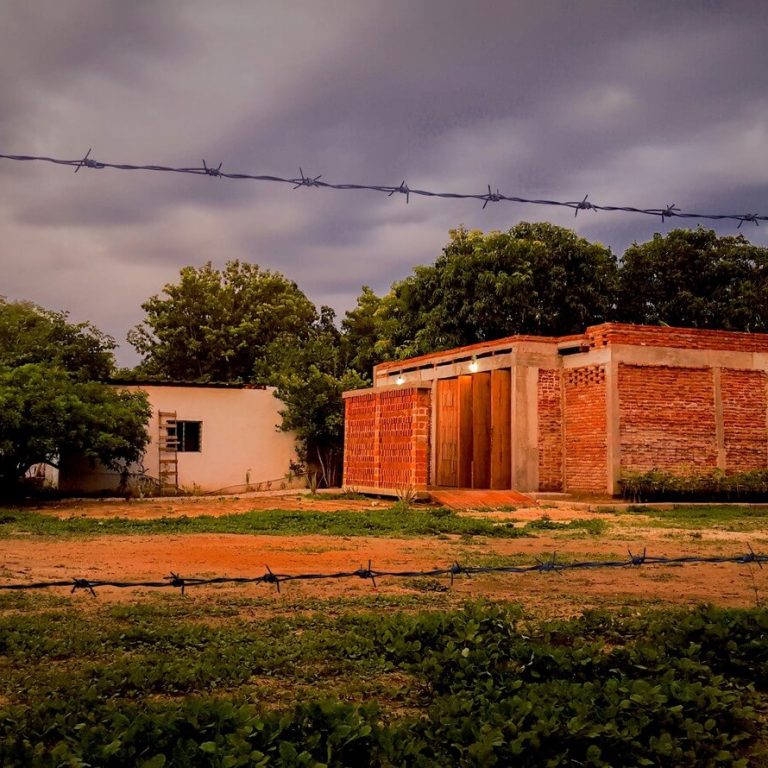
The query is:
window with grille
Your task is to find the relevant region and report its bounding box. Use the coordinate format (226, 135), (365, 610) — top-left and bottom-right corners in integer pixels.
(175, 421), (202, 452)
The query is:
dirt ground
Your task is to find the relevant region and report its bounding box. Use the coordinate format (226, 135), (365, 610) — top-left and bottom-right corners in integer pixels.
(3, 493), (767, 616)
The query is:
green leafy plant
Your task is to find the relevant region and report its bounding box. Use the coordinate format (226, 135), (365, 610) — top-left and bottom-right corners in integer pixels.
(0, 603), (766, 766)
(620, 468), (768, 502)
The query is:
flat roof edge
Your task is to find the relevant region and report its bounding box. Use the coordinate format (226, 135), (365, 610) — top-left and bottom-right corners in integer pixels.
(107, 379), (268, 390)
(343, 383), (432, 398)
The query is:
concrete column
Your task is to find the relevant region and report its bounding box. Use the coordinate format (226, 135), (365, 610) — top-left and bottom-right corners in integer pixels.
(429, 379), (438, 487)
(712, 367), (726, 470)
(510, 364), (539, 491)
(605, 356), (621, 496)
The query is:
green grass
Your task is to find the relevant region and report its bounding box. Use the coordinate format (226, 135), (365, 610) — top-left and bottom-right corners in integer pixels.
(0, 506), (535, 539)
(615, 504), (768, 531)
(524, 514), (608, 536)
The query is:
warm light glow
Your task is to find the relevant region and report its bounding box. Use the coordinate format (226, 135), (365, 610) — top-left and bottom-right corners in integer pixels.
(469, 357), (478, 373)
(396, 375), (405, 385)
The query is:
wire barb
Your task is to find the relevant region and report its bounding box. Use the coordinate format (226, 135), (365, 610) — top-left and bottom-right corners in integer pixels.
(738, 213), (760, 229)
(482, 184), (503, 210)
(628, 547), (647, 566)
(388, 180), (410, 203)
(262, 565), (281, 593)
(660, 203), (679, 222)
(535, 552), (561, 573)
(73, 148), (104, 173)
(292, 168), (323, 190)
(165, 571), (186, 595)
(71, 578), (96, 596)
(202, 160), (223, 178)
(354, 560), (377, 588)
(740, 544), (763, 568)
(449, 561), (470, 586)
(573, 193), (595, 217)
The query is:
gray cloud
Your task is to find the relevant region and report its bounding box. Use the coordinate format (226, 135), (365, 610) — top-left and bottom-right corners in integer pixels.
(1, 0), (767, 367)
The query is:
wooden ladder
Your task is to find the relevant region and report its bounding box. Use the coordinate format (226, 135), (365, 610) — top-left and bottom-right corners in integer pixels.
(158, 411), (179, 494)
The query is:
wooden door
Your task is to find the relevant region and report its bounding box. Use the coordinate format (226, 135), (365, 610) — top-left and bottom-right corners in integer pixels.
(436, 378), (459, 486)
(472, 372), (491, 488)
(457, 375), (474, 487)
(490, 369), (512, 489)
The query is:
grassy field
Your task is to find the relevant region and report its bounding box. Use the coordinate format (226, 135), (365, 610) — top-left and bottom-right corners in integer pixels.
(0, 506), (608, 539)
(612, 504), (768, 531)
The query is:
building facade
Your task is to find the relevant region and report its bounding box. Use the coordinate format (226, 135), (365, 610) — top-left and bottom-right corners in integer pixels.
(342, 323), (768, 496)
(59, 382), (299, 495)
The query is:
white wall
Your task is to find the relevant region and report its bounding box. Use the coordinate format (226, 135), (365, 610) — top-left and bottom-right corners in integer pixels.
(60, 385), (300, 494)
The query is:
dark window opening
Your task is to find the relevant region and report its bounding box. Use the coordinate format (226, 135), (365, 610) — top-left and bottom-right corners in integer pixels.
(175, 421), (202, 452)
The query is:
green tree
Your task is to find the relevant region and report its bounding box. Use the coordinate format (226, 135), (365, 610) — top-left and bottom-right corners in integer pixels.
(375, 222), (619, 358)
(0, 365), (151, 496)
(340, 286), (387, 377)
(0, 300), (150, 497)
(258, 307), (366, 487)
(128, 261), (318, 381)
(0, 297), (114, 380)
(618, 228), (768, 330)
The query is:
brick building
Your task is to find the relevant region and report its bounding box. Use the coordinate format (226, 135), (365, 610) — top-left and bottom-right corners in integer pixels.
(342, 323), (768, 496)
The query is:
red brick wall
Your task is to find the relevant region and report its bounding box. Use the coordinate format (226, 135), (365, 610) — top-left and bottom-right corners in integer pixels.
(343, 387), (430, 490)
(588, 324), (768, 353)
(343, 393), (378, 488)
(618, 364), (717, 473)
(537, 368), (563, 491)
(563, 365), (607, 493)
(721, 368), (768, 471)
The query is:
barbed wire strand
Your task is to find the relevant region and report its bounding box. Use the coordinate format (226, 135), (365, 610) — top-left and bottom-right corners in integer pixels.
(0, 151), (763, 227)
(2, 549), (765, 596)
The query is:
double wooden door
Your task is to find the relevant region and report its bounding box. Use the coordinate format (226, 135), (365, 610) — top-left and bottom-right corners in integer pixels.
(435, 370), (511, 489)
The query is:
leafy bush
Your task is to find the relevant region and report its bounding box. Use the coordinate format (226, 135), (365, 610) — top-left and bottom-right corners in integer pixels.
(620, 468), (768, 502)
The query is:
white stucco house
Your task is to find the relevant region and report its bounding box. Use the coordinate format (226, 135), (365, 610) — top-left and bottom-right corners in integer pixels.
(58, 382), (300, 495)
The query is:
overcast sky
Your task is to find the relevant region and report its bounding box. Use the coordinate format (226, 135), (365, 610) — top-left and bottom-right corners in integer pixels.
(1, 0), (767, 366)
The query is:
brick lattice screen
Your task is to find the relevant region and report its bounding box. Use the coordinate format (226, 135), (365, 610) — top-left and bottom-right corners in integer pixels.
(344, 387), (430, 491)
(563, 365), (607, 492)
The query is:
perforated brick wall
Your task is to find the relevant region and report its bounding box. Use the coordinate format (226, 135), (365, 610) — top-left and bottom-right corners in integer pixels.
(563, 365), (607, 492)
(618, 364), (717, 472)
(343, 387), (430, 491)
(343, 393), (378, 488)
(537, 368), (563, 491)
(721, 368), (768, 470)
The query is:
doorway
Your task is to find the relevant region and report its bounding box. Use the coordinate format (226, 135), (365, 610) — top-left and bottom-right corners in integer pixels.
(435, 370), (511, 489)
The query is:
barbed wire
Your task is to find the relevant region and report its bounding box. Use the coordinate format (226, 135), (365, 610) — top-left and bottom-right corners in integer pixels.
(0, 150), (763, 227)
(1, 548), (764, 596)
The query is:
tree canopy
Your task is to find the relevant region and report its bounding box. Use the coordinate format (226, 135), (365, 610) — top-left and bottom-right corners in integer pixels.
(618, 228), (768, 331)
(256, 307), (367, 487)
(0, 299), (150, 497)
(0, 364), (150, 496)
(0, 297), (115, 380)
(128, 261), (318, 381)
(340, 286), (387, 378)
(349, 222), (619, 361)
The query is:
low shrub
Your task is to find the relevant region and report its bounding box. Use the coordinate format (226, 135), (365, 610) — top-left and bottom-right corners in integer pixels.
(620, 468), (768, 502)
(1, 603), (766, 766)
